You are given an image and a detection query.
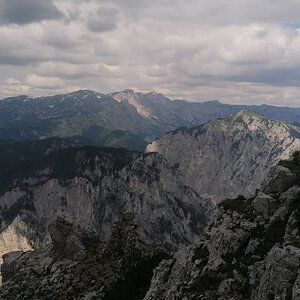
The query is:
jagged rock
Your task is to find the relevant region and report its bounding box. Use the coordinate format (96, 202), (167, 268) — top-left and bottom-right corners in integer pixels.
(253, 192), (277, 218)
(249, 245), (300, 300)
(0, 215), (168, 299)
(144, 157), (300, 299)
(261, 165), (297, 194)
(48, 216), (86, 261)
(1, 251), (24, 283)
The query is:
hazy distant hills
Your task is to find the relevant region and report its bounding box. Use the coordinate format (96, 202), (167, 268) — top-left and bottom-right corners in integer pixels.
(1, 89), (300, 151)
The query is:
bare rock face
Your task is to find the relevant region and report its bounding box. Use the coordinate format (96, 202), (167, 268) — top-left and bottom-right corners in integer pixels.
(249, 245), (300, 300)
(1, 251), (24, 283)
(146, 111), (300, 203)
(144, 158), (300, 300)
(0, 216), (33, 283)
(0, 143), (212, 255)
(0, 215), (168, 300)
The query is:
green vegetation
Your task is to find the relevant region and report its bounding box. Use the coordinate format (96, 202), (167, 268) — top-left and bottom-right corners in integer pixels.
(230, 110), (264, 123)
(68, 125), (147, 152)
(0, 138), (139, 196)
(219, 195), (255, 221)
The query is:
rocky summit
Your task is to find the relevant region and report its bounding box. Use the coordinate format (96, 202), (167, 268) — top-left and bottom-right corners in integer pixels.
(144, 153), (300, 300)
(147, 110), (300, 203)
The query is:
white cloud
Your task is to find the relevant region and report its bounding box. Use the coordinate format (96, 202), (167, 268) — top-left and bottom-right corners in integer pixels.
(0, 0), (300, 106)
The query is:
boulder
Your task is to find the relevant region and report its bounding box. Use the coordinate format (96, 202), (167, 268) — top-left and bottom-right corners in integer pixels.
(48, 216), (86, 261)
(261, 165), (297, 194)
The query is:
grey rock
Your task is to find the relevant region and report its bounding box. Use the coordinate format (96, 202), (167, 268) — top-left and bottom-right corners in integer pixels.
(144, 159), (300, 300)
(253, 192), (277, 218)
(250, 246), (300, 300)
(0, 215), (168, 300)
(0, 146), (213, 256)
(147, 111), (300, 203)
(1, 251), (24, 283)
(48, 216), (86, 261)
(261, 165), (297, 194)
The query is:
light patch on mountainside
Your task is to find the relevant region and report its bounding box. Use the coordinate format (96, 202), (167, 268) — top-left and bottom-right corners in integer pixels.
(112, 90), (153, 118)
(0, 216), (33, 283)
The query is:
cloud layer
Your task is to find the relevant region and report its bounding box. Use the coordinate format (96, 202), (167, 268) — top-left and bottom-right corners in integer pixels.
(0, 0), (300, 106)
(0, 0), (62, 25)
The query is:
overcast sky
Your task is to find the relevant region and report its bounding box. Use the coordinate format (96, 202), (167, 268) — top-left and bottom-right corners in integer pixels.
(0, 0), (300, 106)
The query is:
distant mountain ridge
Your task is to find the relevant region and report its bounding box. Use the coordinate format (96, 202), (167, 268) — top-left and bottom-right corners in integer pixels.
(1, 89), (300, 151)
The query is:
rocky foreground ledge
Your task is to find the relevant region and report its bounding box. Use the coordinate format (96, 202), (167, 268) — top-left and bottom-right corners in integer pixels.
(145, 156), (300, 300)
(0, 214), (168, 300)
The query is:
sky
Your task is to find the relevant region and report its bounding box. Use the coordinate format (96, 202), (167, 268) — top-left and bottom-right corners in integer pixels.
(1, 0), (300, 106)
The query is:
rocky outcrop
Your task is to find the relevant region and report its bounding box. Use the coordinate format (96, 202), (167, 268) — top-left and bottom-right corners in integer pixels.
(0, 214), (168, 299)
(144, 156), (300, 299)
(0, 216), (33, 284)
(48, 216), (86, 261)
(147, 111), (300, 203)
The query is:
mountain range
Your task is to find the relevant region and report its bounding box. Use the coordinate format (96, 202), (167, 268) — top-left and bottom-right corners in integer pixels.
(1, 89), (300, 151)
(1, 89), (300, 299)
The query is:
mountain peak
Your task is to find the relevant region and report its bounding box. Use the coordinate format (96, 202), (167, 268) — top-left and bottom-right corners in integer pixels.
(230, 110), (265, 122)
(113, 89), (135, 97)
(122, 89), (135, 94)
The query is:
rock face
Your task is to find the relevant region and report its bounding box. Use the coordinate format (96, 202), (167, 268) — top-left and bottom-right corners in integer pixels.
(1, 89), (300, 149)
(147, 111), (300, 203)
(48, 216), (86, 261)
(0, 216), (33, 283)
(0, 214), (168, 299)
(0, 139), (212, 258)
(144, 156), (300, 300)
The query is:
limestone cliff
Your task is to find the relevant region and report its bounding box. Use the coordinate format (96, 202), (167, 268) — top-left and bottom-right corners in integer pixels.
(0, 139), (212, 260)
(147, 111), (300, 203)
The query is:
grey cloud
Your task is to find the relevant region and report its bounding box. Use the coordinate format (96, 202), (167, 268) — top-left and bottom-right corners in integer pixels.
(1, 0), (300, 106)
(87, 6), (119, 32)
(0, 0), (63, 25)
